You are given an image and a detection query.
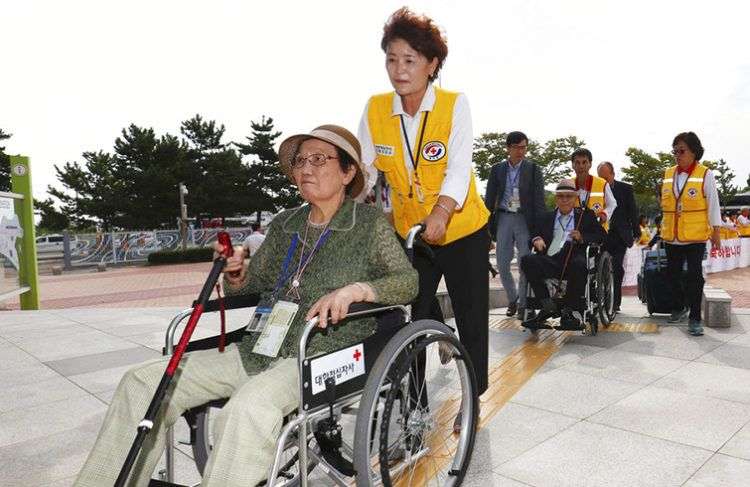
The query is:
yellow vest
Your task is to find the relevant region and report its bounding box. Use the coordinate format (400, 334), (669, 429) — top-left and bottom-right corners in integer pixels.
(639, 225), (651, 245)
(575, 175), (609, 231)
(739, 220), (750, 237)
(660, 164), (711, 242)
(366, 87), (489, 245)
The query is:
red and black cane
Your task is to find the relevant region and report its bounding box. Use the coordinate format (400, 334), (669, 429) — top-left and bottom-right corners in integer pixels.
(114, 231), (235, 487)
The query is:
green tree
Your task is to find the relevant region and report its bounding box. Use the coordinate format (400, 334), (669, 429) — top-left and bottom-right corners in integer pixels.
(235, 116), (302, 220)
(0, 129), (11, 192)
(703, 158), (738, 206)
(180, 114), (252, 222)
(50, 125), (194, 229)
(473, 132), (580, 184)
(35, 197), (70, 231)
(621, 147), (673, 215)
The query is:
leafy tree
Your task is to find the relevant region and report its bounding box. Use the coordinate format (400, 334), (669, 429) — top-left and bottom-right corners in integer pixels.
(473, 132), (580, 184)
(235, 116), (302, 220)
(703, 158), (738, 206)
(35, 197), (70, 231)
(621, 147), (673, 215)
(0, 129), (11, 192)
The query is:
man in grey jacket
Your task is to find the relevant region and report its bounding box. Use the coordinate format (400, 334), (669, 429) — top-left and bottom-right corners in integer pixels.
(485, 131), (546, 318)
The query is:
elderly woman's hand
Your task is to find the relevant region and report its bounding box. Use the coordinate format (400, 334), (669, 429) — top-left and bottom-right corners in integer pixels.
(213, 242), (247, 287)
(306, 283), (375, 328)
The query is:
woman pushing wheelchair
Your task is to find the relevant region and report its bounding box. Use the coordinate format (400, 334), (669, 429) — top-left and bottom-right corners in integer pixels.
(74, 125), (418, 487)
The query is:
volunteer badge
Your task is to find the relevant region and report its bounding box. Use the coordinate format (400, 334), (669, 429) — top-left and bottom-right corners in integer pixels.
(422, 141), (446, 161)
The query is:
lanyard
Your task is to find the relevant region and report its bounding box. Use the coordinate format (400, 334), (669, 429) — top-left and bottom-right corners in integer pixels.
(557, 212), (574, 234)
(399, 111), (430, 171)
(507, 161), (523, 188)
(272, 229), (332, 297)
(576, 175), (592, 209)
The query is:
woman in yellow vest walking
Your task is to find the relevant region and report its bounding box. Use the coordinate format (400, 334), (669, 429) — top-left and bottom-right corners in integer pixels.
(661, 132), (722, 336)
(358, 8), (490, 426)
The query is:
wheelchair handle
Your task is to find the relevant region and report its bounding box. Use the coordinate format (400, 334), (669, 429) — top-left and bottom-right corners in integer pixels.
(405, 224), (426, 251)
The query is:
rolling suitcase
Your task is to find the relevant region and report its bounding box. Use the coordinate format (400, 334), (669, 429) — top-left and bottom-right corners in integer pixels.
(638, 245), (682, 315)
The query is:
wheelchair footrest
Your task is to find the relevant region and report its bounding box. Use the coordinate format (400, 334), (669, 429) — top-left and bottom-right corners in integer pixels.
(148, 480), (191, 487)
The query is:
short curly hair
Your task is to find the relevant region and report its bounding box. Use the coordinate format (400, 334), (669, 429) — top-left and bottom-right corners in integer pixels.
(672, 131), (704, 161)
(381, 7), (448, 82)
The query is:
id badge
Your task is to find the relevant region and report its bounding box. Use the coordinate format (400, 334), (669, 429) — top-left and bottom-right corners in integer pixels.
(509, 187), (521, 212)
(252, 300), (299, 357)
(246, 306), (273, 333)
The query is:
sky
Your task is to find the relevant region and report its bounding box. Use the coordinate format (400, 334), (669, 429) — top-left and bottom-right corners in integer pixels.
(2, 0), (749, 200)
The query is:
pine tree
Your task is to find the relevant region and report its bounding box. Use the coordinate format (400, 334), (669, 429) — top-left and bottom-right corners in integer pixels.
(0, 129), (12, 192)
(235, 116), (302, 221)
(703, 158), (738, 206)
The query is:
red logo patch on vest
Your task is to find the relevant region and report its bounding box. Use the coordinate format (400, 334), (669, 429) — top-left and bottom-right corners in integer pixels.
(422, 141), (446, 162)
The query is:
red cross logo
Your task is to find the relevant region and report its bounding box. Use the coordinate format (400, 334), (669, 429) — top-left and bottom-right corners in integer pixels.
(353, 348), (362, 362)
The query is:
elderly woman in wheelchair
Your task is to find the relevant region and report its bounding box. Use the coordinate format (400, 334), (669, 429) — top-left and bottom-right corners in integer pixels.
(75, 125), (479, 487)
(519, 180), (614, 335)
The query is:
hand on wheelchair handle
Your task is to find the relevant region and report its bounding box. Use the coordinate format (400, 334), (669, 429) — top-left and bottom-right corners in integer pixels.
(422, 211), (448, 244)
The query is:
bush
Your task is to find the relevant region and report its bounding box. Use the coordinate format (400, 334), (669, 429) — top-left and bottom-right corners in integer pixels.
(147, 247), (214, 265)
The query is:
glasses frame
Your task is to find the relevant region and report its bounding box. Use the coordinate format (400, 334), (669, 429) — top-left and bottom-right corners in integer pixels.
(291, 153), (339, 169)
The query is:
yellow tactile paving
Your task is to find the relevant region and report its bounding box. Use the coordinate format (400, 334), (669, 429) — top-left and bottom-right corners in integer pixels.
(397, 315), (659, 484)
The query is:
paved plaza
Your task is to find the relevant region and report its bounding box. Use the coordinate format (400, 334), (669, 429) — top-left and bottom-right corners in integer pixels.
(2, 265), (750, 486)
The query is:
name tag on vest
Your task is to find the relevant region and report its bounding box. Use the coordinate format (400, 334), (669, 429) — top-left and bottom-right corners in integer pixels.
(375, 144), (395, 156)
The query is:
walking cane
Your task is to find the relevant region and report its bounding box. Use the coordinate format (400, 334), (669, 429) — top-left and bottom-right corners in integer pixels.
(114, 231), (235, 487)
(555, 208), (588, 297)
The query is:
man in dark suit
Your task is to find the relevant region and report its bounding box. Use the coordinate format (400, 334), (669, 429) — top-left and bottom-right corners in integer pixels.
(520, 180), (607, 325)
(484, 131), (546, 318)
(597, 162), (640, 312)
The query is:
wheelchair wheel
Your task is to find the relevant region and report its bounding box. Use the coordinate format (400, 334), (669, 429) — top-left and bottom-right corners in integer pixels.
(596, 251), (615, 325)
(353, 320), (478, 486)
(187, 403), (316, 486)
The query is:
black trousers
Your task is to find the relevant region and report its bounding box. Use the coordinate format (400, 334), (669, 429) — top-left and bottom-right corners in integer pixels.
(665, 242), (705, 321)
(412, 226), (490, 395)
(520, 249), (587, 310)
(606, 241), (627, 309)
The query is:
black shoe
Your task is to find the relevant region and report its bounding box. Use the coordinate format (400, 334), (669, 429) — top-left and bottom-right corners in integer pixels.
(668, 307), (689, 323)
(519, 308), (536, 320)
(506, 301), (518, 317)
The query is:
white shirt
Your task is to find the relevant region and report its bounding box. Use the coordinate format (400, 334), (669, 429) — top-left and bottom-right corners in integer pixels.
(667, 168), (722, 245)
(358, 84), (473, 209)
(548, 210), (575, 256)
(242, 231), (265, 257)
(738, 214), (750, 225)
(576, 179), (618, 221)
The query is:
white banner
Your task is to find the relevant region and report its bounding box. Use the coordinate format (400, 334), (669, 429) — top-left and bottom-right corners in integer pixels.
(624, 238), (750, 285)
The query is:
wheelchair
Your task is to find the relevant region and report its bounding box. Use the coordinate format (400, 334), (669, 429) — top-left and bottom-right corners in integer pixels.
(151, 226), (480, 487)
(520, 243), (615, 336)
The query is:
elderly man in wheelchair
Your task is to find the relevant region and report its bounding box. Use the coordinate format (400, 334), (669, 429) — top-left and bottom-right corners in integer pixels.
(74, 125), (480, 487)
(519, 179), (614, 335)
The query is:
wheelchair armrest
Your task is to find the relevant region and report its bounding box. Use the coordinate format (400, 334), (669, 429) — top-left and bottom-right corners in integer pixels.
(197, 293), (261, 313)
(298, 303), (410, 358)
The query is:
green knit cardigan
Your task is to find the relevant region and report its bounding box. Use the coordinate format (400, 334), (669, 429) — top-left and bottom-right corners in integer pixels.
(225, 199), (418, 375)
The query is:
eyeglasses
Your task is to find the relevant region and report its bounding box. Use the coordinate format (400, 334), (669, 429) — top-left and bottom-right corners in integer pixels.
(671, 148), (688, 156)
(291, 153), (338, 169)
